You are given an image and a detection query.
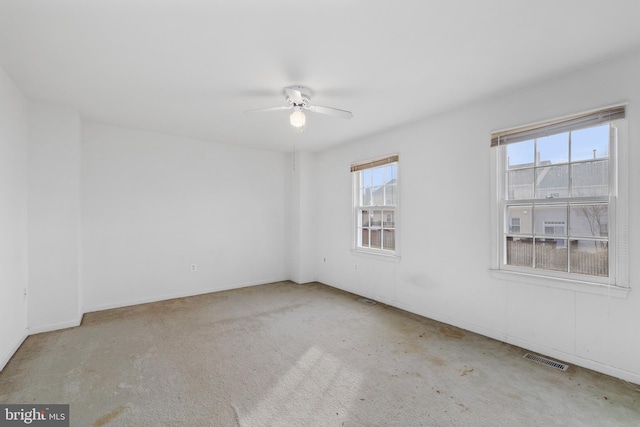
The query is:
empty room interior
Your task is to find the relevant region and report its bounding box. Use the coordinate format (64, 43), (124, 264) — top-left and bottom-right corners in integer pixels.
(1, 1), (640, 425)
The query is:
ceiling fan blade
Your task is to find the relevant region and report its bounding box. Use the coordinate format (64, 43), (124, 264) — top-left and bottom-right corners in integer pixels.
(284, 86), (304, 104)
(309, 105), (353, 119)
(244, 106), (291, 114)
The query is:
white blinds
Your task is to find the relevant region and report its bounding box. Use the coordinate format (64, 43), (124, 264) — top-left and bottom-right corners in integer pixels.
(350, 154), (398, 172)
(490, 106), (625, 148)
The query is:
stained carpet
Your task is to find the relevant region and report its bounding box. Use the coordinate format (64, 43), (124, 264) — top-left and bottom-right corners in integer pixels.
(1, 281), (638, 426)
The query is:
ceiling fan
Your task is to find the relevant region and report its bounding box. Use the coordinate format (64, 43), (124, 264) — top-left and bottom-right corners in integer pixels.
(244, 86), (353, 128)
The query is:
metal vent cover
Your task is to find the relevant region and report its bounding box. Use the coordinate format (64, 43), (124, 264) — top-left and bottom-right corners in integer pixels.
(523, 353), (569, 371)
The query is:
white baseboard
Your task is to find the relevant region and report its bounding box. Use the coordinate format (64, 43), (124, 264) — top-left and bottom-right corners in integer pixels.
(0, 329), (28, 372)
(83, 278), (288, 313)
(28, 315), (83, 335)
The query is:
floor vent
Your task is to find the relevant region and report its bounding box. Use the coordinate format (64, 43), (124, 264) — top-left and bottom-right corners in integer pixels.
(358, 298), (377, 305)
(523, 353), (569, 371)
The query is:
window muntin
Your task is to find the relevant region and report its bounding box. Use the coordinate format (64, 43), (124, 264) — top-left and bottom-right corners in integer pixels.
(500, 121), (616, 279)
(354, 159), (397, 253)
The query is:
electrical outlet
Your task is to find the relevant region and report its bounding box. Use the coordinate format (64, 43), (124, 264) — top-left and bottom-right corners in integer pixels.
(23, 288), (27, 296)
(191, 264), (197, 272)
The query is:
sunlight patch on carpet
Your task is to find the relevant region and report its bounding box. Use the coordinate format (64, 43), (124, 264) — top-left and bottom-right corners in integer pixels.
(240, 346), (362, 425)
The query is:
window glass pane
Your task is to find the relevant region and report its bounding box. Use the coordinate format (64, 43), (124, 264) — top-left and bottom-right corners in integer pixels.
(506, 236), (532, 267)
(570, 239), (608, 276)
(387, 164), (397, 181)
(385, 184), (397, 205)
(370, 229), (381, 249)
(535, 165), (569, 199)
(507, 205), (532, 234)
(534, 205), (567, 236)
(361, 210), (370, 228)
(383, 230), (395, 250)
(571, 124), (609, 162)
(535, 239), (568, 272)
(361, 229), (369, 247)
(383, 210), (395, 228)
(370, 186), (383, 205)
(362, 188), (372, 206)
(372, 167), (384, 186)
(370, 210), (382, 229)
(569, 204), (608, 237)
(537, 132), (569, 165)
(571, 161), (608, 197)
(507, 140), (534, 169)
(507, 169), (534, 200)
(383, 164), (397, 183)
(362, 169), (372, 187)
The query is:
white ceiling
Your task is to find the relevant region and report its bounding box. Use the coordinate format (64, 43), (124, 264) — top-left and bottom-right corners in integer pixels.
(1, 0), (640, 152)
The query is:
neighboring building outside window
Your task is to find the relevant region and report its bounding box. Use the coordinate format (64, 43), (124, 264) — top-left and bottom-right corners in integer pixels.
(492, 106), (626, 283)
(351, 155), (398, 254)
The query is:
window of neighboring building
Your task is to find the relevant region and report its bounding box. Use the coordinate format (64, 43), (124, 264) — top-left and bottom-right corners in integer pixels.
(351, 155), (398, 254)
(492, 106), (625, 283)
(510, 217), (521, 233)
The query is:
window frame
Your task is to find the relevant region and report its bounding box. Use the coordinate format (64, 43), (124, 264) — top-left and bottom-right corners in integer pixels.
(352, 155), (399, 257)
(491, 106), (629, 291)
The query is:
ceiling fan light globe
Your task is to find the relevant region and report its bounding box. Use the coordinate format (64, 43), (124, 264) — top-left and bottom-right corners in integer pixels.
(290, 110), (306, 128)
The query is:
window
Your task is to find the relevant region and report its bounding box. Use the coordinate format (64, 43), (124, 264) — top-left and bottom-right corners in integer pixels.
(510, 217), (521, 233)
(351, 155), (398, 254)
(492, 106), (625, 282)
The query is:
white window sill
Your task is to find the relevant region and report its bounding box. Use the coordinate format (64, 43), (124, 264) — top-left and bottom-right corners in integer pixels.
(351, 249), (401, 262)
(490, 269), (630, 298)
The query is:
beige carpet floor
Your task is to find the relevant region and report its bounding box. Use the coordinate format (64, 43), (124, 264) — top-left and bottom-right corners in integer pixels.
(1, 281), (638, 426)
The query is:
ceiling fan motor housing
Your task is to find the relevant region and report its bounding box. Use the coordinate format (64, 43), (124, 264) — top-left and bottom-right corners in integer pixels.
(244, 86), (352, 120)
(285, 86), (312, 108)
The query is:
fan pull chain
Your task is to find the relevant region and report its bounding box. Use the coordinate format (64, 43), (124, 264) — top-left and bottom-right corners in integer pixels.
(292, 128), (297, 171)
(291, 122), (306, 170)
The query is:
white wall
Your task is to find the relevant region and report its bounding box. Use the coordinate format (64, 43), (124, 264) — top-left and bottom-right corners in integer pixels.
(81, 123), (290, 311)
(289, 151), (318, 284)
(27, 102), (81, 333)
(0, 66), (29, 371)
(316, 50), (640, 383)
